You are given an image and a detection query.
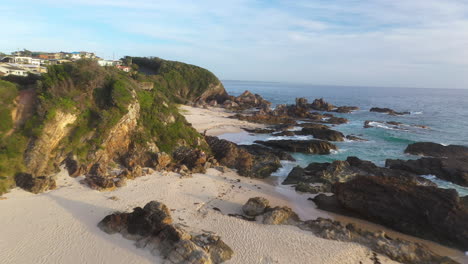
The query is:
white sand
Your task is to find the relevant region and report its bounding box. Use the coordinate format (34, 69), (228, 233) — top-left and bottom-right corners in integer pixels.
(0, 168), (399, 264)
(180, 105), (264, 136)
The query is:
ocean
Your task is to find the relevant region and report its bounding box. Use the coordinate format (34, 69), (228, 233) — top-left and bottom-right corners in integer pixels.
(219, 80), (468, 196)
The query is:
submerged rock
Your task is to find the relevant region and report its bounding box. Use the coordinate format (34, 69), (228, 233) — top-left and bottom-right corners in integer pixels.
(98, 200), (233, 263)
(333, 176), (468, 250)
(331, 106), (359, 113)
(370, 107), (410, 116)
(254, 139), (337, 154)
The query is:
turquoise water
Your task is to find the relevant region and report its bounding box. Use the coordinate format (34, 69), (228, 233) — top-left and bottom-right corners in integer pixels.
(219, 80), (468, 196)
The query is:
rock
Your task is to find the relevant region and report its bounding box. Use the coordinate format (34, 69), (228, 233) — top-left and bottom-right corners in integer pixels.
(364, 120), (428, 130)
(262, 206), (299, 225)
(370, 107), (410, 116)
(254, 139), (337, 154)
(386, 157), (468, 187)
(405, 142), (468, 159)
(243, 128), (276, 134)
(282, 157), (435, 193)
(224, 90), (271, 110)
(311, 194), (357, 216)
(205, 136), (281, 178)
(300, 127), (344, 141)
(239, 197), (457, 264)
(301, 218), (458, 264)
(332, 106), (359, 113)
(14, 173), (56, 194)
(333, 176), (468, 250)
(84, 163), (116, 191)
(239, 144), (295, 161)
(242, 197), (270, 216)
(63, 156), (85, 177)
(310, 98), (334, 111)
(297, 123), (330, 129)
(98, 201), (233, 264)
(295, 182), (330, 194)
(322, 116), (348, 124)
(345, 135), (367, 141)
(173, 147), (208, 173)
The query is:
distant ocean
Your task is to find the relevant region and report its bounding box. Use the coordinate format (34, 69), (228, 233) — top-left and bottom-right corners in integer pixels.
(219, 80), (468, 196)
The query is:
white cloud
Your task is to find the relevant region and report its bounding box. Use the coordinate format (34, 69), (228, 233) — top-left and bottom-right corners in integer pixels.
(2, 0), (468, 88)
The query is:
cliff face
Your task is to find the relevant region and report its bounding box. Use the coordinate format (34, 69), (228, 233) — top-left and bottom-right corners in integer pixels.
(0, 57), (223, 194)
(24, 111), (78, 176)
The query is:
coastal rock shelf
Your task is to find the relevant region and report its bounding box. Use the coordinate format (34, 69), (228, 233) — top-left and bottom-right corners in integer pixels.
(98, 201), (233, 264)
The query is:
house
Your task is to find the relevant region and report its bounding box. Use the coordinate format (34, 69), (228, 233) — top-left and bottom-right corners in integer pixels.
(1, 56), (33, 64)
(116, 65), (131, 72)
(0, 63), (29, 76)
(97, 60), (122, 67)
(38, 53), (61, 60)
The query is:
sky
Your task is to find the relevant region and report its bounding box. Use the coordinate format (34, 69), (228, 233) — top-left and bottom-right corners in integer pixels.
(2, 0), (468, 89)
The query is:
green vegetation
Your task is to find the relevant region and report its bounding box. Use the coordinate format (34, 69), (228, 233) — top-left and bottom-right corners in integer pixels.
(0, 80), (27, 193)
(131, 57), (224, 103)
(0, 57), (222, 194)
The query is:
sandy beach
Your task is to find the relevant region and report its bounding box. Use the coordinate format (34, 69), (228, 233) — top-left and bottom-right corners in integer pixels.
(0, 105), (465, 264)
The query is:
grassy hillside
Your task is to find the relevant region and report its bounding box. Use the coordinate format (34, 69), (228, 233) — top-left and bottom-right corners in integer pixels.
(0, 57), (224, 194)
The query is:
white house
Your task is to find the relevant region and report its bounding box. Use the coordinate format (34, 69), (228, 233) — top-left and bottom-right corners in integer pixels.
(97, 60), (122, 67)
(0, 63), (29, 76)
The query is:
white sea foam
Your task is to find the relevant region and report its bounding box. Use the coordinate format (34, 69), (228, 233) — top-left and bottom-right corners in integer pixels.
(288, 126), (303, 131)
(368, 121), (397, 130)
(411, 111), (423, 115)
(267, 135), (313, 141)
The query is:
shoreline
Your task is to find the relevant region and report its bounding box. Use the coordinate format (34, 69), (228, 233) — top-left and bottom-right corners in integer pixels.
(0, 105), (465, 263)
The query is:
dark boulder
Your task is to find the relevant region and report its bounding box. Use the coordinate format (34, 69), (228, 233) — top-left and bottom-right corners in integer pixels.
(15, 173), (56, 194)
(254, 139), (337, 154)
(345, 135), (367, 141)
(405, 142), (468, 159)
(98, 201), (233, 263)
(386, 157), (468, 187)
(300, 127), (344, 141)
(173, 147), (208, 173)
(242, 197), (270, 216)
(205, 136), (281, 178)
(333, 176), (468, 250)
(310, 98), (334, 111)
(283, 156), (433, 189)
(239, 144), (295, 161)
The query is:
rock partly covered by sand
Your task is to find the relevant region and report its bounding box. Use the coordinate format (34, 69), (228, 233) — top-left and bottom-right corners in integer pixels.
(240, 197), (457, 264)
(205, 136), (284, 178)
(98, 200), (233, 264)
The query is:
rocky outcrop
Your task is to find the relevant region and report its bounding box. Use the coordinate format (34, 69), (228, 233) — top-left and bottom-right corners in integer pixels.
(283, 156), (434, 193)
(94, 98), (140, 164)
(310, 98), (334, 111)
(301, 218), (457, 264)
(205, 136), (283, 178)
(370, 107), (410, 116)
(14, 173), (56, 194)
(254, 139), (337, 154)
(239, 144), (295, 162)
(386, 157), (468, 187)
(24, 110), (78, 177)
(333, 176), (468, 250)
(240, 197), (456, 264)
(222, 90), (271, 110)
(98, 201), (233, 263)
(405, 142), (468, 159)
(299, 127), (344, 141)
(345, 135), (367, 141)
(173, 147), (209, 174)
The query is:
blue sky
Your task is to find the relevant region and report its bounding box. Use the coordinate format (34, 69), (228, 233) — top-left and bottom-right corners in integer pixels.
(2, 0), (468, 89)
